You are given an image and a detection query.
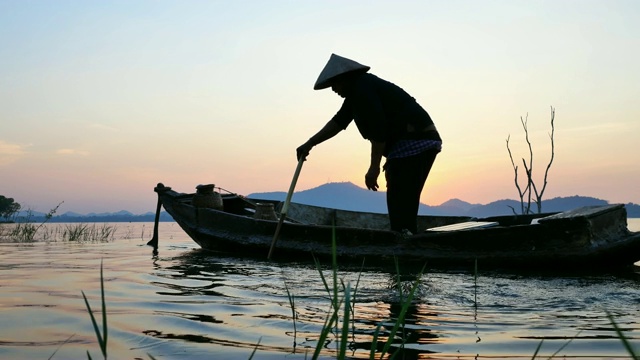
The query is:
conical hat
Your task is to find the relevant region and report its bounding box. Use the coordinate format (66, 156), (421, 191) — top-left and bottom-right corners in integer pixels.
(314, 54), (370, 90)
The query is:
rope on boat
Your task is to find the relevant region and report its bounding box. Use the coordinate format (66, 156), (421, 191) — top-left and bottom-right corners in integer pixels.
(216, 186), (258, 207)
(216, 185), (304, 224)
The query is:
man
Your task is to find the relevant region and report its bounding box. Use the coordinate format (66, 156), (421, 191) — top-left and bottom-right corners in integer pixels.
(296, 54), (442, 234)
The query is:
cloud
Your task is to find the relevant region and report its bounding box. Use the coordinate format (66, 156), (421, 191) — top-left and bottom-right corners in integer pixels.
(56, 148), (90, 156)
(89, 123), (119, 132)
(0, 140), (28, 166)
(0, 141), (27, 155)
(566, 121), (636, 135)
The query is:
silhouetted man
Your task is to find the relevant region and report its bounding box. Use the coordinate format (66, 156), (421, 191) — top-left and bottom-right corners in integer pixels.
(297, 54), (442, 234)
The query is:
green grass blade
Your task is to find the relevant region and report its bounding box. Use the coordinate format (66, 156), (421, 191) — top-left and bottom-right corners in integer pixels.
(248, 337), (261, 360)
(312, 308), (339, 360)
(312, 255), (331, 297)
(81, 261), (107, 359)
(380, 263), (426, 359)
(393, 257), (404, 303)
(331, 223), (339, 313)
(338, 283), (351, 359)
(47, 333), (75, 360)
(99, 261), (108, 358)
(530, 340), (543, 359)
(546, 331), (582, 359)
(284, 280), (297, 334)
(606, 310), (639, 359)
(369, 323), (382, 360)
(350, 258), (365, 333)
(474, 258), (478, 308)
(81, 291), (104, 353)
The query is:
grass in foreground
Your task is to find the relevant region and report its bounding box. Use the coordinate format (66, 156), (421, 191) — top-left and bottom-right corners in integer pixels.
(308, 225), (425, 359)
(79, 260), (157, 360)
(81, 260), (108, 360)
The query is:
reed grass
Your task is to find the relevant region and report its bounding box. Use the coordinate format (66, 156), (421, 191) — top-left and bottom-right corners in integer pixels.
(80, 260), (157, 360)
(77, 258), (640, 360)
(47, 334), (75, 360)
(64, 224), (90, 241)
(248, 338), (260, 360)
(311, 224), (344, 359)
(382, 260), (423, 359)
(7, 203), (62, 242)
(283, 278), (297, 335)
(63, 223), (116, 242)
(8, 220), (39, 242)
(0, 203), (112, 243)
(121, 224), (148, 240)
(530, 330), (583, 359)
(3, 222), (116, 243)
(474, 258), (478, 308)
(606, 310), (639, 359)
(305, 224), (425, 359)
(81, 260), (108, 359)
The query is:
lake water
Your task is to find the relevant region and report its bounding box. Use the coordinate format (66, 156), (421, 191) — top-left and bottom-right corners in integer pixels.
(1, 220), (639, 359)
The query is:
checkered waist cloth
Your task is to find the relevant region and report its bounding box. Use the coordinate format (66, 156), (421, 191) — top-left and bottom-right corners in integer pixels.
(386, 139), (442, 159)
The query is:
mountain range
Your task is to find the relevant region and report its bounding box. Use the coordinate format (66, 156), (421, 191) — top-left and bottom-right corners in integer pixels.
(14, 182), (640, 222)
(248, 181), (640, 218)
(15, 209), (174, 223)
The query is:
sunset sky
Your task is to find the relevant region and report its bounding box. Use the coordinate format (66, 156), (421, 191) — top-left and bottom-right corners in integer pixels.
(1, 0), (639, 214)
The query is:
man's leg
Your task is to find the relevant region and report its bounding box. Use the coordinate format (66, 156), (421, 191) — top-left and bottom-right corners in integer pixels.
(385, 149), (439, 233)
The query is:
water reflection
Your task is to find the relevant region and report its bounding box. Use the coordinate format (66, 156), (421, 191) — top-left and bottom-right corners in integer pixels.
(1, 221), (638, 359)
(149, 247), (640, 359)
(154, 250), (454, 359)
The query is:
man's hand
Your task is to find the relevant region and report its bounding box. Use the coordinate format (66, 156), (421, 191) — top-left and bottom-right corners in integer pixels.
(296, 142), (313, 161)
(366, 140), (384, 191)
(365, 166), (380, 191)
(296, 121), (343, 161)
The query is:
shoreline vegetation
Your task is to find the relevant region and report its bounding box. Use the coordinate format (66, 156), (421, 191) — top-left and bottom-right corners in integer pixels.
(5, 212), (174, 224)
(0, 222), (129, 243)
(0, 213), (147, 242)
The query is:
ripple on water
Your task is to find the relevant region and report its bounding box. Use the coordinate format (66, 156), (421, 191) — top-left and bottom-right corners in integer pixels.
(0, 222), (638, 359)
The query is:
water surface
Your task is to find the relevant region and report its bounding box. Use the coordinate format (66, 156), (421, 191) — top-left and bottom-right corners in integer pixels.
(0, 220), (639, 359)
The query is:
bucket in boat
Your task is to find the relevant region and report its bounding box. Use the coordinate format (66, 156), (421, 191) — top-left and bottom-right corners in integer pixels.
(192, 184), (224, 210)
(254, 203), (278, 221)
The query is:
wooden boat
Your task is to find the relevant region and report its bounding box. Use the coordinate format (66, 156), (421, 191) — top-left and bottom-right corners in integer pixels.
(150, 183), (640, 271)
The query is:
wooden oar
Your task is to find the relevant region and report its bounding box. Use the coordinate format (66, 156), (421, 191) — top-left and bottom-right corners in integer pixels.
(147, 185), (163, 254)
(268, 157), (304, 259)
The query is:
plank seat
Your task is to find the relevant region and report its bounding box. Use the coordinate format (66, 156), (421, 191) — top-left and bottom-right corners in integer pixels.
(426, 221), (499, 232)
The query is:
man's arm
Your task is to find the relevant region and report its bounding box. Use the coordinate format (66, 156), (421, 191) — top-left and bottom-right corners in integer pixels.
(296, 120), (343, 160)
(365, 140), (385, 191)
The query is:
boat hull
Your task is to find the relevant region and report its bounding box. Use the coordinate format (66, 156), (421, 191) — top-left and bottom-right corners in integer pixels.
(156, 184), (640, 270)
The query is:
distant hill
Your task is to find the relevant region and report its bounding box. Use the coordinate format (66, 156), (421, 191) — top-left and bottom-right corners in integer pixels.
(254, 182), (390, 213)
(250, 181), (640, 218)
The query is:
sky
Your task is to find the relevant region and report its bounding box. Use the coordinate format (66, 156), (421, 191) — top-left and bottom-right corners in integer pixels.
(1, 0), (639, 214)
